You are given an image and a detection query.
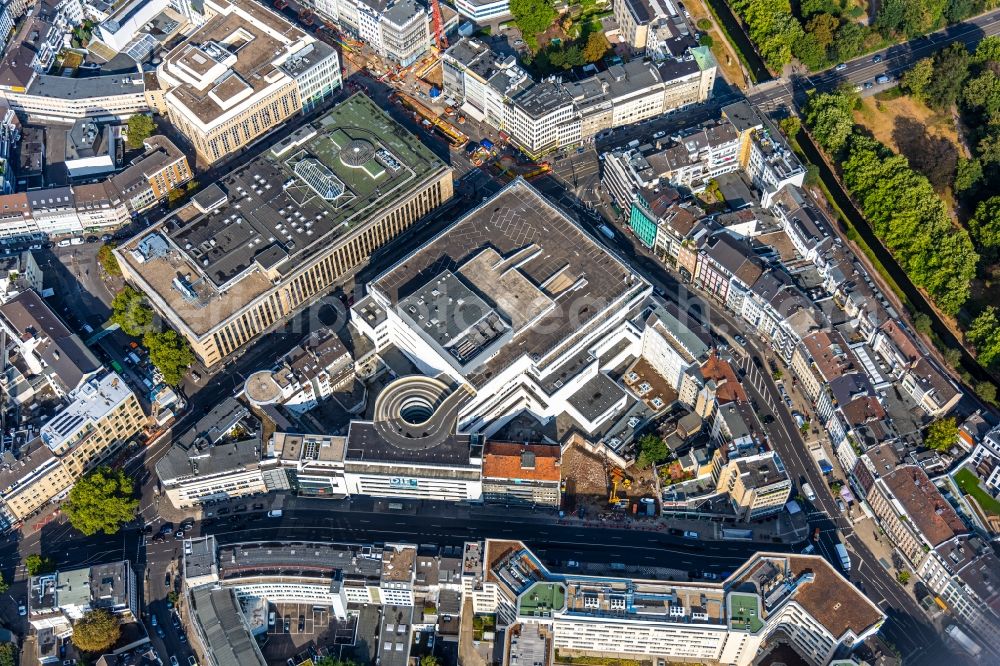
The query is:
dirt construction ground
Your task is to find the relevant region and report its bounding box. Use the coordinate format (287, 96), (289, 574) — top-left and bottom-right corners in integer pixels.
(561, 442), (659, 517)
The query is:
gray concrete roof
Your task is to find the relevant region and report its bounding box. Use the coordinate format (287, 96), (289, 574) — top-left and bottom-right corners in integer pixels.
(190, 587), (266, 666)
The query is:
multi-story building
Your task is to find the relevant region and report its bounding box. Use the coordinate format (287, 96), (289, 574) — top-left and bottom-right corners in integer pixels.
(26, 187), (80, 236)
(108, 136), (192, 213)
(469, 540), (884, 665)
(713, 450), (791, 521)
(117, 94), (452, 367)
(72, 182), (131, 231)
(157, 0), (341, 165)
(343, 376), (485, 501)
(243, 330), (357, 414)
(351, 178), (651, 439)
(1, 74), (149, 123)
(443, 38), (716, 158)
(0, 371), (144, 521)
(452, 0), (509, 23)
(481, 442), (561, 507)
(918, 534), (1000, 647)
(264, 431), (348, 497)
(28, 561), (138, 638)
(93, 0), (169, 53)
(0, 100), (20, 194)
(155, 398), (268, 508)
(0, 136), (187, 239)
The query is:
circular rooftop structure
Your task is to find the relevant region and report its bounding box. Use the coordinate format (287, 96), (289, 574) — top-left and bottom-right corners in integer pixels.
(372, 376), (471, 451)
(244, 370), (282, 406)
(340, 138), (376, 168)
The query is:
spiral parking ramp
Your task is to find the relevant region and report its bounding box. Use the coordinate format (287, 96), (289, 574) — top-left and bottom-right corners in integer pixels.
(372, 376), (474, 450)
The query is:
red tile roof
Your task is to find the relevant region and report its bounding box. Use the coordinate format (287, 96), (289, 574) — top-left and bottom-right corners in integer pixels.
(482, 442), (561, 482)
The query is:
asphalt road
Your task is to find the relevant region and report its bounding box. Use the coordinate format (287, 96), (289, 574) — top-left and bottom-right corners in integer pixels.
(748, 9), (1000, 112)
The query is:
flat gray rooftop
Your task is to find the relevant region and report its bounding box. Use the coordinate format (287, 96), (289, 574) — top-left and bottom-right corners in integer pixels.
(371, 179), (649, 388)
(190, 587), (266, 666)
(220, 541), (383, 579)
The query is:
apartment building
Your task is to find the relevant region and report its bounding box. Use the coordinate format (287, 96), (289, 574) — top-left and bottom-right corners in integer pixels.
(117, 94), (452, 367)
(0, 372), (144, 521)
(28, 561), (138, 631)
(472, 540), (884, 665)
(918, 535), (1000, 647)
(40, 372), (145, 477)
(157, 0), (341, 164)
(0, 136), (188, 239)
(481, 442), (561, 507)
(108, 135), (192, 212)
(155, 398), (267, 508)
(1, 74), (149, 123)
(713, 450), (791, 521)
(443, 38), (716, 158)
(243, 330), (357, 415)
(612, 0), (693, 56)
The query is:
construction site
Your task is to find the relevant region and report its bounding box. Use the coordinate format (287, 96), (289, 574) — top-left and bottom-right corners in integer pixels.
(560, 441), (660, 521)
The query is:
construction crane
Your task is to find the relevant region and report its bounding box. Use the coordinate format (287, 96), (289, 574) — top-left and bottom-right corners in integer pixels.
(430, 0), (447, 50)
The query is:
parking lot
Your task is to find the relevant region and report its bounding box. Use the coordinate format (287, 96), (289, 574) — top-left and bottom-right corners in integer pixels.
(269, 603), (326, 636)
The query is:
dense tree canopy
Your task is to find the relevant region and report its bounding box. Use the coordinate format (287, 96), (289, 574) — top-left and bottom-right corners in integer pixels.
(968, 306), (1000, 367)
(0, 643), (15, 666)
(63, 466), (138, 536)
(636, 434), (669, 469)
(509, 0), (556, 41)
(923, 417), (958, 452)
(125, 115), (155, 149)
(110, 286), (155, 337)
(804, 91), (978, 315)
(144, 329), (194, 386)
(72, 609), (121, 653)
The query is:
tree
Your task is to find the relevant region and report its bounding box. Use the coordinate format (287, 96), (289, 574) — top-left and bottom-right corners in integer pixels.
(923, 417), (958, 452)
(0, 643), (15, 666)
(582, 31), (609, 63)
(110, 286), (154, 337)
(72, 609), (121, 654)
(699, 33), (714, 48)
(804, 90), (856, 152)
(26, 553), (55, 576)
(314, 659), (359, 666)
(419, 657), (440, 666)
(509, 0), (555, 40)
(833, 21), (867, 61)
(901, 57), (934, 100)
(63, 466), (138, 536)
(897, 570), (911, 584)
(793, 32), (828, 71)
(696, 18), (712, 30)
(970, 196), (1000, 255)
(954, 157), (983, 195)
(144, 329), (194, 386)
(97, 243), (121, 277)
(968, 306), (1000, 367)
(913, 312), (932, 336)
(126, 115), (155, 150)
(924, 42), (971, 110)
(779, 115), (801, 139)
(974, 380), (997, 405)
(636, 434), (668, 469)
(0, 572), (8, 594)
(805, 13), (839, 50)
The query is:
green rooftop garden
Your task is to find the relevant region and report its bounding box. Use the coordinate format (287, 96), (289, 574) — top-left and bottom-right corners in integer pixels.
(954, 467), (1000, 517)
(519, 582), (566, 617)
(729, 593), (763, 633)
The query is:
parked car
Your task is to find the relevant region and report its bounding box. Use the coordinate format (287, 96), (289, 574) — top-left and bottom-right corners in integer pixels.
(683, 531), (699, 539)
(155, 626), (165, 639)
(217, 507), (230, 515)
(283, 619), (290, 632)
(864, 80), (874, 89)
(151, 615), (158, 626)
(298, 615), (305, 632)
(170, 656), (179, 666)
(188, 658), (197, 666)
(18, 603), (26, 616)
(653, 130), (666, 139)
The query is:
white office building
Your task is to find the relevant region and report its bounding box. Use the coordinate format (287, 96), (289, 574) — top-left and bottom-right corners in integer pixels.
(351, 178), (651, 439)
